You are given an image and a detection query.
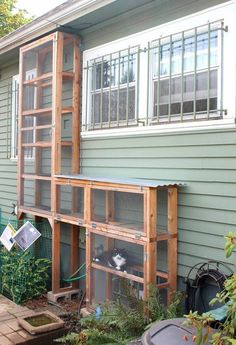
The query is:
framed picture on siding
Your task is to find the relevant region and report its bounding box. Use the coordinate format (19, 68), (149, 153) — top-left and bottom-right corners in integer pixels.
(13, 221), (41, 251)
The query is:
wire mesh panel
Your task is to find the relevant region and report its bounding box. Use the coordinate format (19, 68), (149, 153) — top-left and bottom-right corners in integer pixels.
(19, 36), (54, 214)
(91, 233), (144, 277)
(88, 230), (145, 305)
(90, 189), (144, 232)
(22, 40), (53, 112)
(23, 147), (51, 175)
(157, 189), (168, 235)
(23, 178), (51, 210)
(56, 184), (84, 219)
(91, 269), (144, 305)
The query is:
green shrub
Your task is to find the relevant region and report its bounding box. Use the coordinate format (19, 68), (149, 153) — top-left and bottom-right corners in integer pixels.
(0, 248), (51, 304)
(56, 283), (183, 345)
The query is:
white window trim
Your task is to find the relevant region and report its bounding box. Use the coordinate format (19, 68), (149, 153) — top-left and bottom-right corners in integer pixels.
(11, 74), (19, 160)
(82, 1), (236, 138)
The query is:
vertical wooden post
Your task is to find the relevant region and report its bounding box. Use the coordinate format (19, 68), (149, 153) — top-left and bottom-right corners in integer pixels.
(72, 36), (81, 174)
(105, 191), (115, 300)
(144, 188), (157, 299)
(85, 185), (91, 306)
(167, 187), (177, 304)
(51, 31), (63, 213)
(106, 190), (115, 222)
(52, 221), (61, 293)
(51, 32), (63, 293)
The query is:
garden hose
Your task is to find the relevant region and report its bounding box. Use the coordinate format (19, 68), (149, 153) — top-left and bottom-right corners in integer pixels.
(63, 262), (86, 282)
(185, 260), (233, 314)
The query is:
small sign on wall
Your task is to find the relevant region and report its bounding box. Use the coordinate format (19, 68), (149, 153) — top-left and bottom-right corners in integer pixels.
(0, 223), (16, 251)
(13, 221), (41, 251)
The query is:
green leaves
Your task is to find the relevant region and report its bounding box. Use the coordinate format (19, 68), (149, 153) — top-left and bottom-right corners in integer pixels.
(0, 248), (51, 304)
(0, 0), (33, 38)
(224, 232), (236, 258)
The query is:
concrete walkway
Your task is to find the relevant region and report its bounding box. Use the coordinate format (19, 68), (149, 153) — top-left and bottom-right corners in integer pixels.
(0, 295), (65, 344)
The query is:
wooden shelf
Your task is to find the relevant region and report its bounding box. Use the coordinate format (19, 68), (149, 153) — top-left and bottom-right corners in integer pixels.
(156, 271), (168, 280)
(22, 142), (51, 148)
(92, 262), (144, 284)
(88, 226), (145, 245)
(23, 72), (52, 85)
(62, 107), (74, 114)
(21, 174), (51, 180)
(62, 71), (74, 79)
(21, 124), (52, 131)
(22, 108), (52, 116)
(18, 206), (52, 218)
(55, 213), (84, 226)
(23, 72), (74, 86)
(61, 141), (72, 146)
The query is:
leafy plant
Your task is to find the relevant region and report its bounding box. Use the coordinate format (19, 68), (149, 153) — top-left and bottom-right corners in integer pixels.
(185, 232), (236, 345)
(56, 283), (183, 345)
(0, 248), (51, 304)
(0, 0), (33, 38)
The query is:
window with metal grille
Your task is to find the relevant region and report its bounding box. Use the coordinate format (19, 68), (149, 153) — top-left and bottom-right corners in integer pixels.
(149, 21), (224, 124)
(84, 46), (139, 130)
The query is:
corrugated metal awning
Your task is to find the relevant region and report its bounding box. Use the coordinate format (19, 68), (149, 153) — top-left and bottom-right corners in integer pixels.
(55, 174), (184, 188)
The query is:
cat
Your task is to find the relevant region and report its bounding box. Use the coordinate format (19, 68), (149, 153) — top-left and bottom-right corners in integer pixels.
(93, 248), (128, 272)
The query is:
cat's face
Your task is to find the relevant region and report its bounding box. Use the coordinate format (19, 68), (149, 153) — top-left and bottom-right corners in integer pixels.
(112, 248), (127, 269)
(112, 248), (127, 257)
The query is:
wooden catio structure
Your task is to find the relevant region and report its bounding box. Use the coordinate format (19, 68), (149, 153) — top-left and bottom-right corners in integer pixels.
(17, 31), (180, 306)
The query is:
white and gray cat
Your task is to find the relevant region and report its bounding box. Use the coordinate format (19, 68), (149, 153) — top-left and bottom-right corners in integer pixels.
(93, 248), (128, 272)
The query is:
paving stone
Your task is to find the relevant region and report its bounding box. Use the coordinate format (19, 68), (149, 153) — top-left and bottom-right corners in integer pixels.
(17, 330), (34, 341)
(0, 324), (14, 335)
(0, 335), (13, 345)
(0, 313), (16, 322)
(6, 320), (22, 332)
(6, 332), (25, 344)
(8, 307), (29, 315)
(13, 310), (36, 318)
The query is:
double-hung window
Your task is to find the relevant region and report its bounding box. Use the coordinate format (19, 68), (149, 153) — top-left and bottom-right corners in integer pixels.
(150, 22), (221, 123)
(85, 46), (139, 129)
(82, 2), (234, 134)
